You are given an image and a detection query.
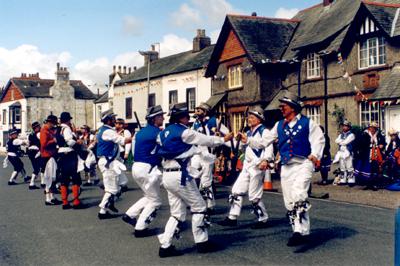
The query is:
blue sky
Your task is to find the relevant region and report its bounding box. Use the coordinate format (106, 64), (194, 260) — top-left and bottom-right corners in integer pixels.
(0, 0), (320, 89)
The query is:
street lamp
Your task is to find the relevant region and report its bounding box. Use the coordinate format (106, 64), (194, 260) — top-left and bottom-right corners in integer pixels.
(139, 44), (159, 109)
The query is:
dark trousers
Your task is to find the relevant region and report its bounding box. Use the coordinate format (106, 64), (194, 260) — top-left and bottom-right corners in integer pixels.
(58, 152), (82, 186)
(28, 152), (41, 175)
(8, 156), (24, 172)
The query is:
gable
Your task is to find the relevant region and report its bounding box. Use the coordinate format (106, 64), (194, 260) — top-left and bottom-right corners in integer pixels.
(219, 30), (246, 62)
(1, 83), (25, 103)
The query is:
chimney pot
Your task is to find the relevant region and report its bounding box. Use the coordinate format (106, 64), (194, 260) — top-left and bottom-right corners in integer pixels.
(193, 29), (211, 52)
(128, 67), (131, 73)
(134, 66), (137, 71)
(123, 66), (127, 74)
(57, 62), (60, 70)
(113, 65), (116, 74)
(118, 66), (122, 72)
(251, 12), (257, 16)
(323, 0), (334, 6)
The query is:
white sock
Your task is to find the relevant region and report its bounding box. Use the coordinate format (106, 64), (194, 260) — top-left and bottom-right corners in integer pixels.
(45, 193), (51, 202)
(9, 171), (18, 182)
(40, 173), (44, 185)
(30, 174), (36, 186)
(99, 208), (107, 214)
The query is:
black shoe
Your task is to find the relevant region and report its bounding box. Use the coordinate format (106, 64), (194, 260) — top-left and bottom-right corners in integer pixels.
(115, 190), (122, 199)
(40, 184), (45, 188)
(348, 183), (355, 188)
(24, 176), (31, 183)
(122, 214), (137, 227)
(99, 184), (105, 190)
(251, 221), (269, 229)
(159, 245), (183, 258)
(121, 186), (128, 193)
(98, 211), (118, 220)
(8, 181), (17, 186)
(93, 179), (100, 185)
(62, 204), (72, 210)
(217, 217), (237, 227)
(207, 208), (215, 215)
(82, 182), (93, 187)
(45, 201), (56, 206)
(134, 229), (150, 238)
(29, 185), (39, 190)
(287, 232), (308, 247)
(197, 240), (218, 253)
(72, 203), (87, 209)
(51, 198), (62, 205)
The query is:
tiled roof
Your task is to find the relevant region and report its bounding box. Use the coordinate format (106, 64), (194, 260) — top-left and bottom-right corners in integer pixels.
(205, 15), (298, 76)
(4, 78), (95, 100)
(116, 45), (215, 85)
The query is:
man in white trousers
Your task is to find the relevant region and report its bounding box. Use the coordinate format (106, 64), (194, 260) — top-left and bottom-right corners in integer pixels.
(97, 111), (132, 219)
(157, 103), (233, 257)
(122, 105), (165, 237)
(241, 92), (325, 246)
(115, 118), (131, 194)
(192, 102), (229, 213)
(334, 120), (355, 186)
(218, 106), (273, 229)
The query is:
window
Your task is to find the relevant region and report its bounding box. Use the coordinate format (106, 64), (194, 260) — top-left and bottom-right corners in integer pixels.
(186, 88), (196, 111)
(13, 108), (21, 124)
(148, 93), (156, 108)
(125, 97), (132, 119)
(228, 65), (242, 89)
(232, 112), (245, 134)
(305, 106), (321, 125)
(169, 90), (178, 106)
(360, 17), (379, 35)
(359, 37), (386, 69)
(306, 53), (321, 79)
(2, 110), (6, 125)
(360, 101), (380, 128)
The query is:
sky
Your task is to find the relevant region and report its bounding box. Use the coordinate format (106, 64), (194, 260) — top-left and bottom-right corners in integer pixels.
(0, 0), (320, 92)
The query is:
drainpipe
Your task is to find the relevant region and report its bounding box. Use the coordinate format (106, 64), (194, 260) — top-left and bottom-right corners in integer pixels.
(323, 57), (329, 132)
(297, 60), (302, 98)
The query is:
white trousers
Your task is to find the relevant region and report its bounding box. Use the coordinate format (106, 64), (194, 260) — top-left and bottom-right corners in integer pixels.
(228, 165), (268, 222)
(192, 154), (216, 209)
(281, 160), (313, 235)
(98, 158), (120, 211)
(339, 155), (354, 183)
(126, 162), (162, 230)
(158, 171), (208, 248)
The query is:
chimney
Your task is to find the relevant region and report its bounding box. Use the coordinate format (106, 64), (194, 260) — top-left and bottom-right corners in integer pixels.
(113, 65), (116, 74)
(55, 62), (70, 84)
(193, 29), (211, 52)
(123, 66), (127, 74)
(134, 66), (137, 71)
(118, 66), (122, 73)
(128, 67), (131, 73)
(251, 12), (257, 16)
(323, 0), (334, 6)
(140, 46), (159, 67)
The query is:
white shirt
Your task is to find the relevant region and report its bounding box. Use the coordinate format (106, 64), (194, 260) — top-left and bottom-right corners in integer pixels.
(161, 123), (225, 169)
(117, 129), (132, 156)
(101, 125), (126, 147)
(241, 125), (274, 167)
(58, 123), (76, 153)
(248, 114), (325, 164)
(335, 131), (355, 153)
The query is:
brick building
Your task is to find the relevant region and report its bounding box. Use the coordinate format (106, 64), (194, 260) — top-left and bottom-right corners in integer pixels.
(0, 63), (95, 148)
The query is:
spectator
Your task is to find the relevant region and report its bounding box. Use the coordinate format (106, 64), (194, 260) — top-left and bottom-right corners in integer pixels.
(318, 126), (331, 185)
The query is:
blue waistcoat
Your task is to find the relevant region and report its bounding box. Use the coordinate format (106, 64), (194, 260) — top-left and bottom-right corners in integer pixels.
(96, 125), (119, 159)
(7, 139), (21, 155)
(277, 115), (311, 165)
(158, 124), (192, 160)
(340, 131), (353, 152)
(193, 116), (217, 136)
(133, 124), (161, 167)
(247, 125), (265, 158)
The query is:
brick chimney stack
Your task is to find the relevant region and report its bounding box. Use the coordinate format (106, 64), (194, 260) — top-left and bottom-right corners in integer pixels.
(193, 29), (211, 52)
(323, 0), (334, 6)
(140, 45), (159, 67)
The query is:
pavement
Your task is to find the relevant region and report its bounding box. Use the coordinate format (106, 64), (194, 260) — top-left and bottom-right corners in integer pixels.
(0, 157), (397, 266)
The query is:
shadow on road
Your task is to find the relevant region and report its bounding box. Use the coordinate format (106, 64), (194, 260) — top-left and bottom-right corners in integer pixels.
(294, 226), (358, 253)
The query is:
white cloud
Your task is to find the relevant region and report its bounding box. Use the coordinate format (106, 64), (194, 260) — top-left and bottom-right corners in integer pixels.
(170, 0), (240, 31)
(210, 29), (221, 43)
(170, 3), (201, 29)
(158, 34), (192, 57)
(274, 7), (299, 19)
(122, 15), (143, 36)
(0, 44), (71, 86)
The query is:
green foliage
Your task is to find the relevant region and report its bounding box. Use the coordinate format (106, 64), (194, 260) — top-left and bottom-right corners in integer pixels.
(329, 104), (345, 129)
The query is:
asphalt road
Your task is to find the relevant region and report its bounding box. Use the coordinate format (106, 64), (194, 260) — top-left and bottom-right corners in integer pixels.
(0, 157), (395, 266)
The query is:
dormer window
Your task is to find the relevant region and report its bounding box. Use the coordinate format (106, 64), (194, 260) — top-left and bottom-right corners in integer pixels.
(359, 37), (386, 69)
(228, 65), (242, 89)
(360, 17), (379, 36)
(306, 53), (321, 79)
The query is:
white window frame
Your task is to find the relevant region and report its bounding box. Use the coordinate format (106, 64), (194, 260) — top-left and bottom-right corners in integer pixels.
(14, 108), (21, 124)
(228, 65), (242, 89)
(186, 88), (196, 112)
(359, 101), (380, 128)
(169, 90), (178, 106)
(2, 110), (6, 125)
(358, 37), (386, 70)
(306, 53), (321, 79)
(97, 105), (102, 122)
(305, 106), (321, 125)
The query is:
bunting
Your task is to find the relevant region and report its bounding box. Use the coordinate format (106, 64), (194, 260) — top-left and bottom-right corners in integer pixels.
(338, 52), (368, 101)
